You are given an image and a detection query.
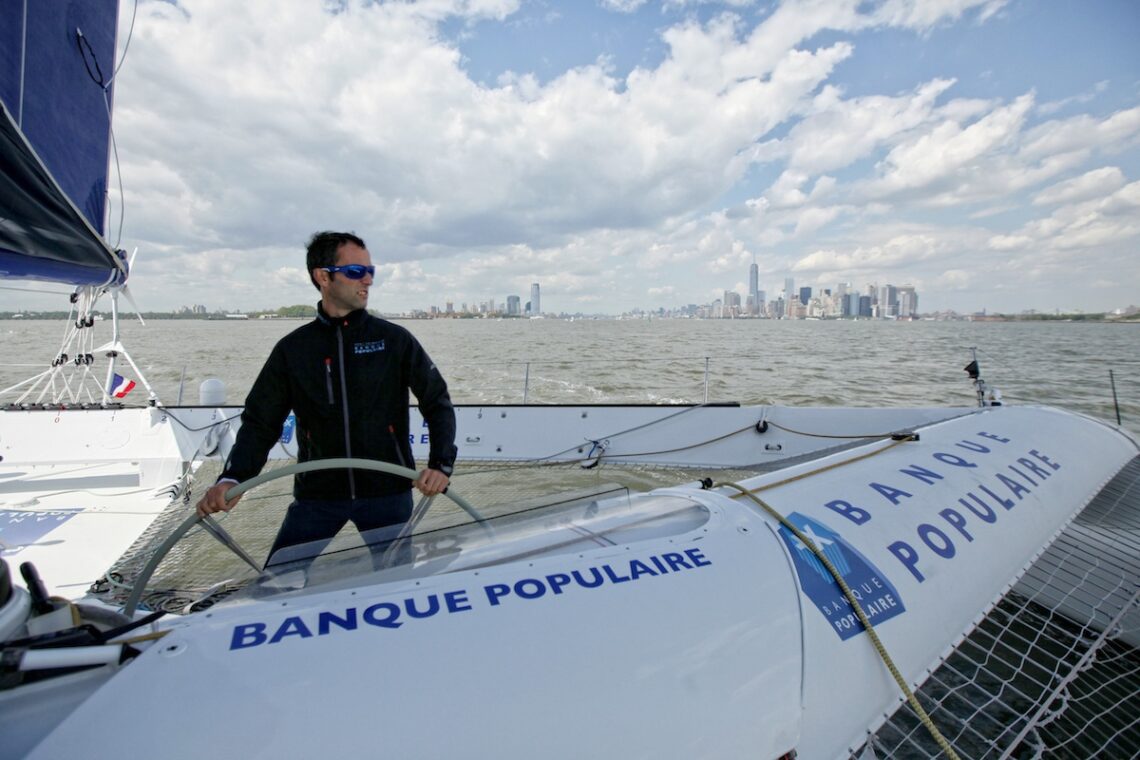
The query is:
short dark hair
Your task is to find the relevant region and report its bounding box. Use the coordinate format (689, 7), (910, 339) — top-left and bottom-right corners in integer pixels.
(306, 231), (366, 290)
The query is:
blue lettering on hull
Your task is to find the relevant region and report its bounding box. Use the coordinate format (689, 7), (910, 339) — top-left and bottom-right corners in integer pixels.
(229, 548), (713, 651)
(0, 509), (82, 554)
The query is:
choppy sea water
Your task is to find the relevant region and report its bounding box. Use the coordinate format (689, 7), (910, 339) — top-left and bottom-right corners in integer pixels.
(4, 317), (1139, 758)
(2, 317), (1137, 437)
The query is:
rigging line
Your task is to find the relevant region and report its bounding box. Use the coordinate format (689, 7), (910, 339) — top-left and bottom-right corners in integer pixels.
(161, 410), (244, 432)
(716, 479), (963, 760)
(728, 436), (917, 497)
(106, 0), (140, 87)
(457, 406), (751, 467)
(971, 345), (1010, 370)
(446, 459), (604, 477)
(103, 91), (126, 249)
(75, 4), (135, 251)
(596, 413), (933, 463)
(764, 419), (911, 440)
(449, 456), (759, 478)
(584, 403), (716, 440)
(457, 420), (755, 468)
(968, 346), (1072, 399)
(593, 422), (760, 460)
(75, 28), (106, 87)
(55, 306), (79, 357)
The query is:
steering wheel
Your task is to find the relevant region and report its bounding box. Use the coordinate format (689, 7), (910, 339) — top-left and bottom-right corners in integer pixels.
(122, 459), (484, 617)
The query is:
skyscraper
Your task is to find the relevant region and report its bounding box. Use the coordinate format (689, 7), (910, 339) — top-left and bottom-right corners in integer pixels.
(749, 261), (759, 315)
(530, 283), (541, 316)
(784, 278), (795, 319)
(723, 290), (741, 318)
(506, 295), (520, 316)
(897, 285), (918, 318)
(879, 285), (898, 318)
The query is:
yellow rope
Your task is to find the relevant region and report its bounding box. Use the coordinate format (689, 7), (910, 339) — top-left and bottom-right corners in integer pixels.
(114, 629), (171, 645)
(716, 479), (963, 760)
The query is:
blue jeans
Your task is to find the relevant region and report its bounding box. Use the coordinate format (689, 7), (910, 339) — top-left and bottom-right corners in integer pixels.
(266, 491), (413, 569)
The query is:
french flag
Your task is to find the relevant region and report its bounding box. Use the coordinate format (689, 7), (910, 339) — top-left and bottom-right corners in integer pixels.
(110, 373), (136, 398)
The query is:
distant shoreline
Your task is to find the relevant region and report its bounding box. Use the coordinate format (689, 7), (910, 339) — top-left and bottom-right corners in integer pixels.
(1, 312), (1136, 323)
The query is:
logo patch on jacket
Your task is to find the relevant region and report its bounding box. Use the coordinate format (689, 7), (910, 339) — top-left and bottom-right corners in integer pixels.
(354, 340), (386, 355)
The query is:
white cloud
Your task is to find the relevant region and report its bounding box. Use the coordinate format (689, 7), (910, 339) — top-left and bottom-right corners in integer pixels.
(783, 79), (958, 175)
(793, 232), (944, 274)
(871, 0), (1009, 30)
(986, 180), (1140, 261)
(931, 269), (972, 290)
(869, 92), (1034, 197)
(794, 205), (844, 236)
(1021, 107), (1140, 161)
(0, 0), (1112, 319)
(987, 234), (1033, 251)
(599, 0), (648, 12)
(1034, 167), (1126, 206)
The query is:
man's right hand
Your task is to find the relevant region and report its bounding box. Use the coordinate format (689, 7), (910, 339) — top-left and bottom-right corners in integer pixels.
(196, 480), (243, 518)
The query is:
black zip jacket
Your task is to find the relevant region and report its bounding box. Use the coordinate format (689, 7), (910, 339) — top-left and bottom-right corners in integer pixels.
(220, 304), (457, 499)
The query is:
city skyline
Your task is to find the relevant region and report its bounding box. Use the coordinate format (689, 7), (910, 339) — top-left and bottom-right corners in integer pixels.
(9, 277), (1137, 320)
(16, 262), (1132, 319)
(417, 270), (923, 319)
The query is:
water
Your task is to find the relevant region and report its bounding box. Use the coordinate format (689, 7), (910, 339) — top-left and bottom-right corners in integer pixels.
(2, 317), (1137, 437)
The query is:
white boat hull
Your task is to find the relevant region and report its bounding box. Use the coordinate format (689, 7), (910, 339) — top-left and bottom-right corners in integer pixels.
(4, 404), (1135, 759)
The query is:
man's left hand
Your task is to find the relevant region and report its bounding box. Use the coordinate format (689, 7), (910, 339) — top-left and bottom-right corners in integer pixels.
(415, 467), (450, 497)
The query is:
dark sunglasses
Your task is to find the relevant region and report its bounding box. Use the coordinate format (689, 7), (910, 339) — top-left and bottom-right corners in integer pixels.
(323, 264), (375, 280)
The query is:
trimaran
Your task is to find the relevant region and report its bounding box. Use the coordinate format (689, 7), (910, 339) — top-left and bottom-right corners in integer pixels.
(1, 3), (1138, 759)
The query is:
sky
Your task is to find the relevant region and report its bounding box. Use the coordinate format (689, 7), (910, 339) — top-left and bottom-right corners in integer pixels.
(13, 0), (1140, 315)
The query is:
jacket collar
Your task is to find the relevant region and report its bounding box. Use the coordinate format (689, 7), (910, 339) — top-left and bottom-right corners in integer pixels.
(315, 302), (368, 328)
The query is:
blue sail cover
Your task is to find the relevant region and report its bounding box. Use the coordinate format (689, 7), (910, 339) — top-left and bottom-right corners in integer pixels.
(0, 0), (127, 287)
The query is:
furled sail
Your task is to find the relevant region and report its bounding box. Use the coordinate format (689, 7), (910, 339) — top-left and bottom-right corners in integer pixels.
(0, 0), (127, 287)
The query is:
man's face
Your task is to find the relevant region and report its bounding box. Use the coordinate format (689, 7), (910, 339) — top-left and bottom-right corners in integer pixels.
(317, 242), (373, 317)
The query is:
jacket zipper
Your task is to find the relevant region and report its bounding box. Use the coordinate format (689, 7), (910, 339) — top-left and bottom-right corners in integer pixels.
(324, 357), (334, 404)
(335, 322), (356, 499)
(388, 425), (410, 470)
